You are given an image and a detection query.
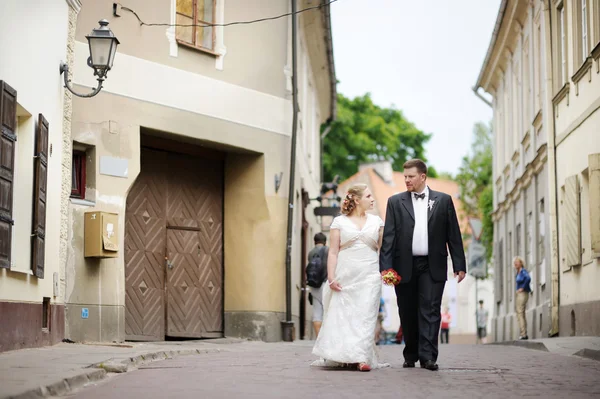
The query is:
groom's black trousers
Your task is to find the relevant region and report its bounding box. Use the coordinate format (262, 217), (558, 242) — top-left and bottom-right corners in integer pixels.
(395, 256), (446, 363)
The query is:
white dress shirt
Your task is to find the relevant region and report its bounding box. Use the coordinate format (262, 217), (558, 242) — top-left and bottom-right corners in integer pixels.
(411, 186), (429, 256)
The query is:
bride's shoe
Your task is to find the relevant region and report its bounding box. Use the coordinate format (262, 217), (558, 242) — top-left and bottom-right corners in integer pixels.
(357, 363), (371, 372)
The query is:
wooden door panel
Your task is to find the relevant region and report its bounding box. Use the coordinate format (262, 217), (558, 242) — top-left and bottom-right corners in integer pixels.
(125, 149), (167, 341)
(166, 154), (223, 336)
(166, 229), (203, 337)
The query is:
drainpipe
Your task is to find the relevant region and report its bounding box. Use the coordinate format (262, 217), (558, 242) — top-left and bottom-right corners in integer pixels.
(542, 0), (560, 337)
(472, 86), (493, 108)
(281, 0), (298, 342)
(320, 119), (333, 182)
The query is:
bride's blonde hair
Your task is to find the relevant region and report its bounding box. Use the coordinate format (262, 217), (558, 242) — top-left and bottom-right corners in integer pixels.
(341, 184), (368, 215)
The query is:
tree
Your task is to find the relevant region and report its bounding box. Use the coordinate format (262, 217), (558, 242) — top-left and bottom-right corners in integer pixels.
(455, 121), (493, 261)
(322, 93), (436, 182)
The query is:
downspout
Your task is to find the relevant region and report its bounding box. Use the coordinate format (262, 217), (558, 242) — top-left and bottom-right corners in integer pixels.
(281, 0), (298, 342)
(542, 0), (560, 337)
(320, 120), (333, 182)
(472, 86), (493, 108)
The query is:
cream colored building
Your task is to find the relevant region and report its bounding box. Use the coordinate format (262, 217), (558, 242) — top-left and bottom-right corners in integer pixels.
(475, 0), (600, 341)
(0, 0), (82, 352)
(64, 0), (335, 343)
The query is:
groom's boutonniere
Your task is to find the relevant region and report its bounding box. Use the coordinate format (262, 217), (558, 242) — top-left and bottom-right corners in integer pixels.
(428, 199), (435, 211)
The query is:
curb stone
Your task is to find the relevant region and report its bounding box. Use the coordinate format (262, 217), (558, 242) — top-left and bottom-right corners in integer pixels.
(573, 348), (600, 362)
(490, 340), (549, 352)
(6, 348), (222, 399)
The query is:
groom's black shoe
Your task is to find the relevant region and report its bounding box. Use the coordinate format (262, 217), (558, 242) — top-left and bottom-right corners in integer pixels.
(402, 361), (416, 368)
(420, 360), (439, 371)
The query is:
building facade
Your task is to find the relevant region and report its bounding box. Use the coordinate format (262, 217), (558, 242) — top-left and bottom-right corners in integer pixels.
(475, 0), (600, 341)
(0, 0), (82, 352)
(63, 0), (335, 344)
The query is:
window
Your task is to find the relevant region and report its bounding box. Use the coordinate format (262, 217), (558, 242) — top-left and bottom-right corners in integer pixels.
(527, 212), (533, 266)
(535, 23), (542, 112)
(582, 0), (589, 57)
(557, 3), (567, 86)
(562, 175), (581, 268)
(42, 297), (51, 331)
(71, 151), (86, 199)
(176, 0), (216, 52)
(538, 198), (545, 264)
(516, 223), (522, 259)
(590, 154), (600, 253)
(508, 231), (513, 301)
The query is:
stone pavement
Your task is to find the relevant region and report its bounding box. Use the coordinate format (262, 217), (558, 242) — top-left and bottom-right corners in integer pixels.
(62, 340), (600, 399)
(0, 338), (246, 399)
(496, 336), (600, 360)
(2, 337), (600, 399)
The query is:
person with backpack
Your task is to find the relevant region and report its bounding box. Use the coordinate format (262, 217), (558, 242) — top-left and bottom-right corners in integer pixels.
(306, 232), (329, 338)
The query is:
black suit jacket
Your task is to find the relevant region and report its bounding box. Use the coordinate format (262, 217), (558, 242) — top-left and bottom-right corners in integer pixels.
(379, 189), (466, 283)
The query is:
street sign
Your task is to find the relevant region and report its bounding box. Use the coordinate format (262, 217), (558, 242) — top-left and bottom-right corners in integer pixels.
(468, 240), (487, 279)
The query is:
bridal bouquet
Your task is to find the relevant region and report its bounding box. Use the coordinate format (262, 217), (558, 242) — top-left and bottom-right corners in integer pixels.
(381, 269), (401, 286)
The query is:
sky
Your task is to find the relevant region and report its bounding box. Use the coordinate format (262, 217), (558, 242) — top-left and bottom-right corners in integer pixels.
(330, 0), (501, 175)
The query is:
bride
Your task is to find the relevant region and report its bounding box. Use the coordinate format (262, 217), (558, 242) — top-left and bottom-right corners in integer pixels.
(312, 183), (386, 372)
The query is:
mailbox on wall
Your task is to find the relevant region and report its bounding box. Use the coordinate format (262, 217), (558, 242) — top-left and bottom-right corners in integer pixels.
(84, 211), (119, 258)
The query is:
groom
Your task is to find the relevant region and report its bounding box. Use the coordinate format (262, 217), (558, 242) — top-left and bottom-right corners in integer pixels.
(380, 159), (466, 371)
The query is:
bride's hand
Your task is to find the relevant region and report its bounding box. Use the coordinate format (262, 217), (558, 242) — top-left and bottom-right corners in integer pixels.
(328, 280), (342, 292)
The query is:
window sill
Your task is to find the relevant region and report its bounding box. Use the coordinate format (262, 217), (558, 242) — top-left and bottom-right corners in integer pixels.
(592, 41), (600, 61)
(552, 82), (570, 108)
(176, 40), (220, 57)
(8, 267), (33, 275)
(70, 198), (96, 207)
(571, 57), (593, 86)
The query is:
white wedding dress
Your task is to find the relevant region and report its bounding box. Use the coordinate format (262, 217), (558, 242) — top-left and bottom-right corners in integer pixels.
(312, 214), (389, 369)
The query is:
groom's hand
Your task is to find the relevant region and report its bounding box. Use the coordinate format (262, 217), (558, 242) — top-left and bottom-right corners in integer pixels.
(454, 271), (466, 283)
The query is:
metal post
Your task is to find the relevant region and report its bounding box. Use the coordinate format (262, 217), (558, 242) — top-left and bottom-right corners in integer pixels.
(281, 0), (298, 342)
(475, 277), (479, 344)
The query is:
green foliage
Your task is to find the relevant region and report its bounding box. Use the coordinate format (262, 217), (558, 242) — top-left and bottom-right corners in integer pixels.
(322, 93), (435, 182)
(455, 121), (494, 262)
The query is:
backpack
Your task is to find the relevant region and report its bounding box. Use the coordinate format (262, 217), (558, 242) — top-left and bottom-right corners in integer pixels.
(306, 246), (327, 288)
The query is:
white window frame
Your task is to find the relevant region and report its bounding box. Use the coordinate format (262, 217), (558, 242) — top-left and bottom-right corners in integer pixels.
(167, 0), (227, 70)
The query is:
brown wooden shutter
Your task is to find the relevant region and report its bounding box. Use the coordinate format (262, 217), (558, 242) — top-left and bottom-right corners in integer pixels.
(31, 114), (48, 278)
(0, 81), (17, 269)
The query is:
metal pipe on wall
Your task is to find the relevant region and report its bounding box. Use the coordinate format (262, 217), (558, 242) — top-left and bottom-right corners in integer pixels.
(281, 0), (299, 342)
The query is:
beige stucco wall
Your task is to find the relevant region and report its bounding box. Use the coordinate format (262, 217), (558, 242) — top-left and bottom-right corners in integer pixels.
(555, 69), (600, 308)
(0, 0), (70, 305)
(75, 0), (289, 99)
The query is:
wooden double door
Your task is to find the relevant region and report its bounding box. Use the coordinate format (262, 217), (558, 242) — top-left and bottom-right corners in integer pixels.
(125, 147), (223, 340)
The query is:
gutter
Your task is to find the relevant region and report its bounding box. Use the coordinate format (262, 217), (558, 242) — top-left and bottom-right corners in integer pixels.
(282, 0), (299, 342)
(541, 0), (560, 337)
(321, 0), (337, 121)
(474, 0), (509, 91)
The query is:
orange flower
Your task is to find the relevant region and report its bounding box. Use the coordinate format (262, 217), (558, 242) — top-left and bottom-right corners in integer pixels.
(381, 269), (401, 286)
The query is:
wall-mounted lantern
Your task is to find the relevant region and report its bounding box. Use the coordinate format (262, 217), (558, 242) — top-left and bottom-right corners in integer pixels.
(60, 19), (120, 98)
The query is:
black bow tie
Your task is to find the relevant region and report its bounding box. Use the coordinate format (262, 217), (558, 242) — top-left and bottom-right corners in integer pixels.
(414, 192), (426, 200)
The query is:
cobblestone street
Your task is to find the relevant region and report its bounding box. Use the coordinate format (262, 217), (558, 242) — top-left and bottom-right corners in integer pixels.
(61, 341), (600, 399)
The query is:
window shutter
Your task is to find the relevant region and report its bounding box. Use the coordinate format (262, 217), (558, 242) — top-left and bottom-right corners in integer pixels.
(564, 175), (581, 268)
(590, 154), (600, 253)
(0, 81), (17, 269)
(31, 114), (48, 278)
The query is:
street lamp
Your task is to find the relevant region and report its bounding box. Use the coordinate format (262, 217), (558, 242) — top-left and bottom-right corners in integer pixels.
(59, 19), (120, 98)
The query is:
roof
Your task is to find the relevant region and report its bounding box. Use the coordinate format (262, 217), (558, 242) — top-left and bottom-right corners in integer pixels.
(334, 168), (470, 236)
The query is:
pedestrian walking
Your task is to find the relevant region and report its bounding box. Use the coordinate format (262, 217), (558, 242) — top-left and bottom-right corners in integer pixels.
(514, 256), (531, 340)
(476, 300), (489, 344)
(306, 233), (329, 338)
(440, 307), (451, 344)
